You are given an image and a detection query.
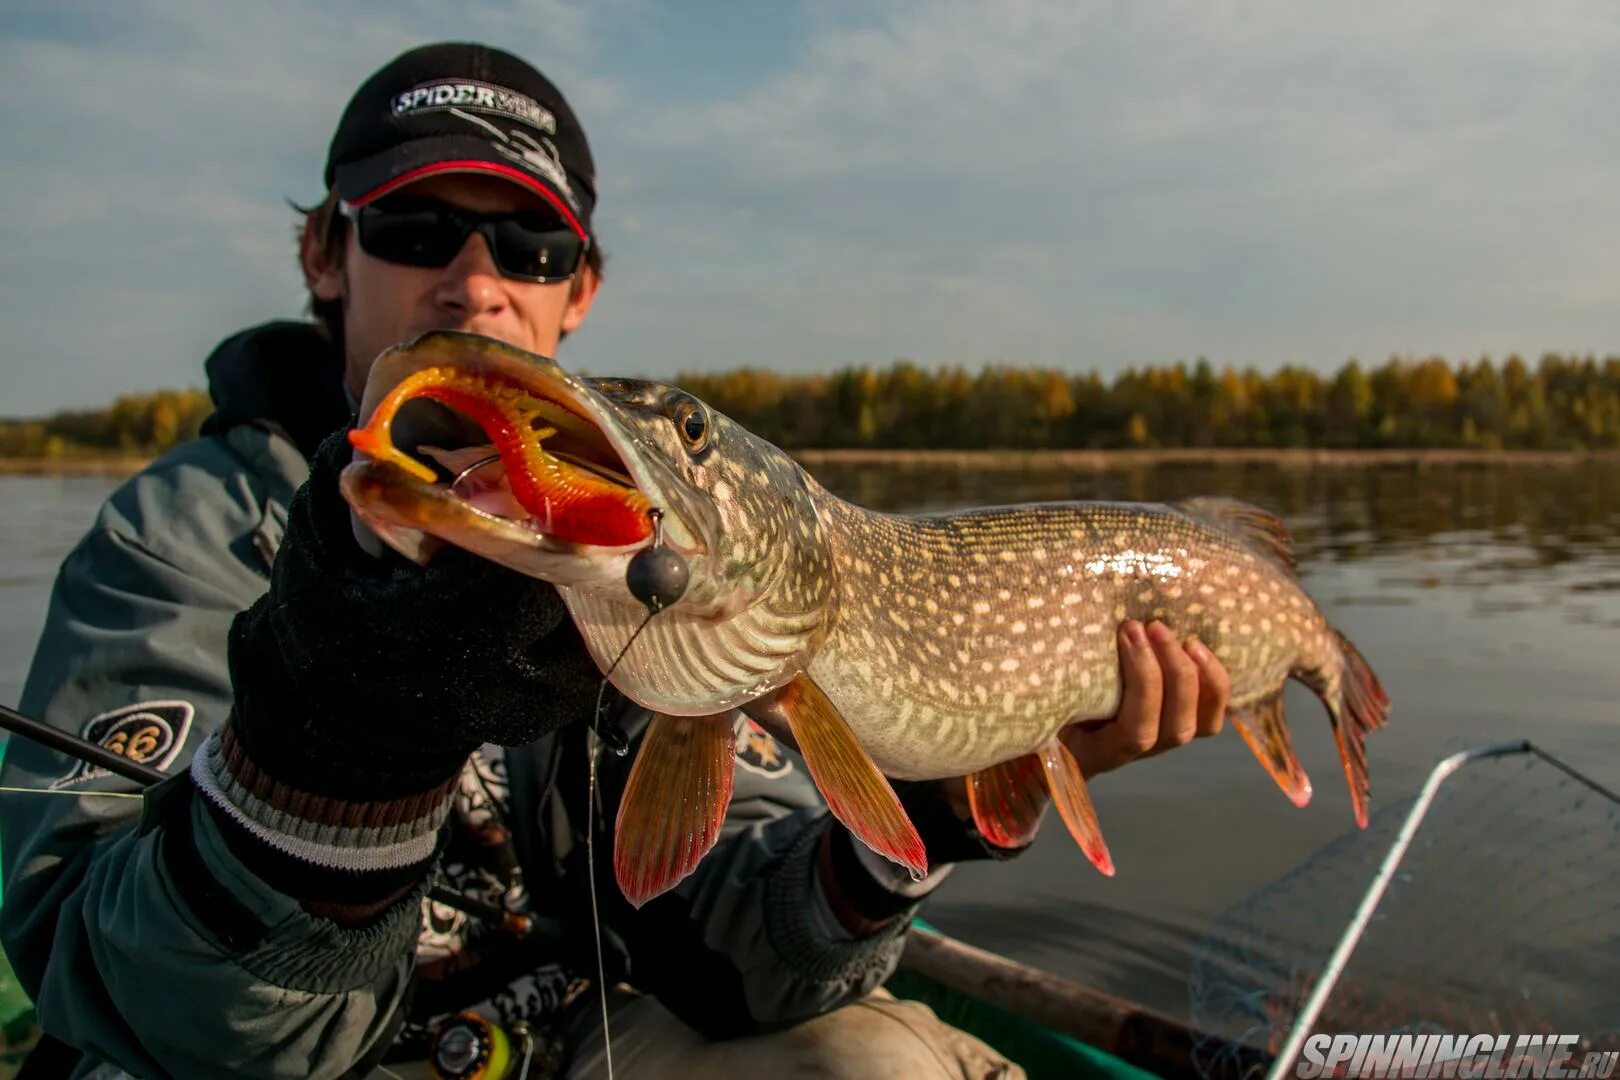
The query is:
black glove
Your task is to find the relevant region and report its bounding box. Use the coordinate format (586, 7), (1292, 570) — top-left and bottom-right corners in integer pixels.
(227, 425), (605, 804)
(816, 780), (1031, 934)
(894, 779), (1032, 864)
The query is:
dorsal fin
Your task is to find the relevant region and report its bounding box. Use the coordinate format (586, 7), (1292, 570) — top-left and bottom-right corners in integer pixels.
(1176, 496), (1298, 577)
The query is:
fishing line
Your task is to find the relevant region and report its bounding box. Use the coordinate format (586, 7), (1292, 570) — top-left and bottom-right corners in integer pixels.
(584, 724), (616, 1080)
(582, 604), (653, 1080)
(583, 613), (653, 1080)
(583, 506), (690, 1080)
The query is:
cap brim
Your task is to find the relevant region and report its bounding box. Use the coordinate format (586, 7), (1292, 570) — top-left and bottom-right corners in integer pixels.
(333, 135), (589, 240)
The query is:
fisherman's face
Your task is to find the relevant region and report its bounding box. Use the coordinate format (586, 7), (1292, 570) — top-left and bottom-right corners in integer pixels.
(307, 172), (600, 400)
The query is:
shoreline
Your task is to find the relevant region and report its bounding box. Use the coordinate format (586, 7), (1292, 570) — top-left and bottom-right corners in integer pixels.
(792, 447), (1620, 470)
(4, 447), (1619, 477)
(0, 458), (151, 476)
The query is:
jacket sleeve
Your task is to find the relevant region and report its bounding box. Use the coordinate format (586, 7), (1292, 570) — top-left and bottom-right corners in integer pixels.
(600, 715), (930, 1039)
(0, 452), (421, 1079)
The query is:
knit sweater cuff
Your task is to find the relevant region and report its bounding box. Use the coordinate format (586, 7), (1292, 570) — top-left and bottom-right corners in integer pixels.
(189, 722), (458, 904)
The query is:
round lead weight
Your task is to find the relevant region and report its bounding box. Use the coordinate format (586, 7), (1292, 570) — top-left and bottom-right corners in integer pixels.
(626, 543), (689, 613)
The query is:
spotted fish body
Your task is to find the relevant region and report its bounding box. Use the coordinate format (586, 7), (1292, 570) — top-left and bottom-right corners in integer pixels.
(811, 497), (1344, 781)
(342, 332), (1390, 905)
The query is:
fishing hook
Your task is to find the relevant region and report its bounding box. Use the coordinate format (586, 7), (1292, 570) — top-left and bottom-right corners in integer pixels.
(449, 452), (502, 492)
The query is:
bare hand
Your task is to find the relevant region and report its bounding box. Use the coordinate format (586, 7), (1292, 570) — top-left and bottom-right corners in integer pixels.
(1062, 619), (1230, 779)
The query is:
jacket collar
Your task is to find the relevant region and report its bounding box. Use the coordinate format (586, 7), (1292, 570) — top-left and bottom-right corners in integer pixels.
(200, 321), (352, 461)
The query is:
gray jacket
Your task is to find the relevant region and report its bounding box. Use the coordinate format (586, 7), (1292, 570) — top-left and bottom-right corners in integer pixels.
(0, 323), (913, 1079)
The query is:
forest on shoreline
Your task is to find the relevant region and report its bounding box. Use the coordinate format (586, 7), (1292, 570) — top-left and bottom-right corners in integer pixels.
(4, 351), (1618, 461)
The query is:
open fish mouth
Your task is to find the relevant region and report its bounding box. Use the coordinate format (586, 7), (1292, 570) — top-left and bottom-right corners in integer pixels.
(338, 331), (705, 582)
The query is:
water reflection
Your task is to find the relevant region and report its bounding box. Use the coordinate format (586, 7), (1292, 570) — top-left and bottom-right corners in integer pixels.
(809, 460), (1620, 559)
(807, 461), (1620, 622)
(0, 475), (126, 709)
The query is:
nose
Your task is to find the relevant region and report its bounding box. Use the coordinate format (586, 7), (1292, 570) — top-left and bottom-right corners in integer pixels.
(433, 230), (508, 318)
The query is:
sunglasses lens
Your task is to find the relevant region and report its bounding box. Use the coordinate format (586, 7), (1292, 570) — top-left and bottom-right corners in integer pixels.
(353, 201), (585, 281)
(489, 217), (585, 281)
(356, 204), (467, 268)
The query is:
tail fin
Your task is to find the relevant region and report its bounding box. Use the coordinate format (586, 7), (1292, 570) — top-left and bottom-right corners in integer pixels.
(1324, 631), (1391, 828)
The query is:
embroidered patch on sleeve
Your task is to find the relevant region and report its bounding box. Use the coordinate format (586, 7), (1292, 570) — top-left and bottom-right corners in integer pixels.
(50, 700), (196, 789)
(732, 715), (794, 779)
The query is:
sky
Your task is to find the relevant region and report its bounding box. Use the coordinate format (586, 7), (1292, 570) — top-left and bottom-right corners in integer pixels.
(2, 0), (1619, 414)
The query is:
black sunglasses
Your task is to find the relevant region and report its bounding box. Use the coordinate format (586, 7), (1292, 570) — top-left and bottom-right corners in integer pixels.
(339, 197), (589, 284)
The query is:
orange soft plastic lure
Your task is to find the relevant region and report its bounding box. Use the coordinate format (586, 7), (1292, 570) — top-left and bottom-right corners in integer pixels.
(349, 366), (653, 547)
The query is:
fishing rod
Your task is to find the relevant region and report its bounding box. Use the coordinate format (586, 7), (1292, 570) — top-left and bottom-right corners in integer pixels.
(0, 700), (166, 787)
(0, 692), (547, 1080)
(0, 697), (522, 930)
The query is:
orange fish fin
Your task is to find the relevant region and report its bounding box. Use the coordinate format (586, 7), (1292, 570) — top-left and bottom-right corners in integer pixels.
(1176, 496), (1298, 578)
(754, 674), (927, 878)
(1229, 691), (1314, 810)
(1324, 631), (1392, 828)
(614, 712), (736, 908)
(1038, 738), (1115, 876)
(966, 754), (1049, 848)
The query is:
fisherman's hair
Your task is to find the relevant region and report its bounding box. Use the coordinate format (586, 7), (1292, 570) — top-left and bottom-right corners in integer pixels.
(290, 188), (606, 350)
(293, 189), (347, 348)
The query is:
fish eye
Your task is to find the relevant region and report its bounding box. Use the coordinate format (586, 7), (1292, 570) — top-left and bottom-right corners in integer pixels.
(674, 399), (708, 451)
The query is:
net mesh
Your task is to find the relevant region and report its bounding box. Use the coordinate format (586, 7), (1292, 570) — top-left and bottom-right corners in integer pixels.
(1189, 745), (1620, 1078)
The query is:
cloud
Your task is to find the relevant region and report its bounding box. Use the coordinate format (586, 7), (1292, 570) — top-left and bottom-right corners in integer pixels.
(0, 0), (613, 413)
(584, 0), (1620, 380)
(2, 1), (1618, 413)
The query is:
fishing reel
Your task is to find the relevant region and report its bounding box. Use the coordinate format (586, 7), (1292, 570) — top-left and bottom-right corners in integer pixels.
(428, 1012), (538, 1080)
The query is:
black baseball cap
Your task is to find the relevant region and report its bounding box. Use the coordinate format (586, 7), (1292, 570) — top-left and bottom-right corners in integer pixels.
(324, 42), (596, 241)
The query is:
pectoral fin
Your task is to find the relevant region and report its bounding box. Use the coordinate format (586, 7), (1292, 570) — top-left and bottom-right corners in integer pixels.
(967, 754), (1049, 849)
(749, 674), (927, 879)
(615, 712), (737, 908)
(1229, 692), (1313, 809)
(1039, 737), (1115, 876)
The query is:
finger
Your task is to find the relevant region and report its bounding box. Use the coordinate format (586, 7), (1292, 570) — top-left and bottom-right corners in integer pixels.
(1186, 638), (1231, 736)
(1144, 622), (1199, 752)
(1108, 620), (1162, 761)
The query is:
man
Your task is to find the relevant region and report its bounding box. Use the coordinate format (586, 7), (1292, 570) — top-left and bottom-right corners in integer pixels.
(0, 42), (1229, 1078)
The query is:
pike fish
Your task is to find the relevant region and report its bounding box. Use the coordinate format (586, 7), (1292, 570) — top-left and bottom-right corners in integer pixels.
(342, 332), (1391, 907)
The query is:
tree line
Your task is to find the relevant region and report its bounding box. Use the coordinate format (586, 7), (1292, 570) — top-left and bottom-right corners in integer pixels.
(0, 389), (213, 458)
(679, 353), (1620, 450)
(3, 352), (1618, 458)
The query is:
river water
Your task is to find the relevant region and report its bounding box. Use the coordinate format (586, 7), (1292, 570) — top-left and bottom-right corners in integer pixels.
(2, 462), (1618, 1044)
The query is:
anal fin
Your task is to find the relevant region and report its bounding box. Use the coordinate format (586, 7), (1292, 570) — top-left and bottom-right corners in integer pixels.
(1229, 692), (1313, 809)
(747, 675), (927, 879)
(1039, 738), (1115, 876)
(967, 754), (1049, 849)
(615, 712), (737, 908)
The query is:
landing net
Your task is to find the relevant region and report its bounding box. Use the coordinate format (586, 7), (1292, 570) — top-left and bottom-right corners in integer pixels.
(1188, 741), (1620, 1078)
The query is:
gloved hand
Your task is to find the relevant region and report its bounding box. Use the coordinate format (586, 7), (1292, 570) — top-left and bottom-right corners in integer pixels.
(227, 425), (605, 803)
